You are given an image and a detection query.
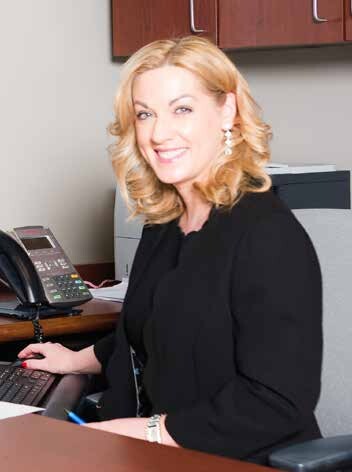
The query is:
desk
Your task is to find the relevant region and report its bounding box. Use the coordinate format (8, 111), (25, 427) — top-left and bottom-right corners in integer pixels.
(0, 414), (275, 472)
(0, 294), (121, 343)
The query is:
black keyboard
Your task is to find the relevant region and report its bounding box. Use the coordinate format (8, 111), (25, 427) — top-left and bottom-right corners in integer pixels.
(0, 365), (57, 406)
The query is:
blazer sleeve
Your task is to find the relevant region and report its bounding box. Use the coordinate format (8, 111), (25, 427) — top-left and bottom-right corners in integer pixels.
(93, 224), (155, 369)
(94, 332), (115, 368)
(165, 211), (323, 459)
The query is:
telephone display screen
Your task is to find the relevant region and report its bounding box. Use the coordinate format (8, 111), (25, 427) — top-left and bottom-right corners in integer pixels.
(21, 237), (53, 251)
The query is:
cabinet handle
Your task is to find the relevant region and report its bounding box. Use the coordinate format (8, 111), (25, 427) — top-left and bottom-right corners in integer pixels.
(350, 0), (352, 16)
(189, 0), (205, 33)
(312, 0), (328, 23)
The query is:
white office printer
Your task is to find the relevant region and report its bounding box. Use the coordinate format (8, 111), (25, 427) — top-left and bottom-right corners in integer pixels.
(114, 187), (143, 281)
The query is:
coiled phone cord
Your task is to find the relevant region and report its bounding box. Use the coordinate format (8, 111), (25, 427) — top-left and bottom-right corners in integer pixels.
(31, 304), (44, 343)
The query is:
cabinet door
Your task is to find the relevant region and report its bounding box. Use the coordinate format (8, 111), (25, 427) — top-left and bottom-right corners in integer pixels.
(112, 0), (217, 56)
(219, 0), (344, 49)
(345, 0), (352, 40)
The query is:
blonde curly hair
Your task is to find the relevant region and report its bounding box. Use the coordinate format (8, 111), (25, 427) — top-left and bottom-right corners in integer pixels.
(109, 36), (272, 224)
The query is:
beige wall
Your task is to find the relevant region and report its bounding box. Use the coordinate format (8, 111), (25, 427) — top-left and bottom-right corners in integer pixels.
(0, 0), (119, 264)
(231, 44), (352, 170)
(0, 2), (351, 264)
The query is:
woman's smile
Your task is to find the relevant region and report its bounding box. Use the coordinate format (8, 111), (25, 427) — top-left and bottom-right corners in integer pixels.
(154, 147), (188, 164)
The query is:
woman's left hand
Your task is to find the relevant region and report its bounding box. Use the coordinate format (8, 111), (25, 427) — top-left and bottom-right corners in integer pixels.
(85, 416), (179, 447)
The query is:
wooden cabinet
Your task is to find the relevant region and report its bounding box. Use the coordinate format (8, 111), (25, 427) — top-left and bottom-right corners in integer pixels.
(112, 0), (217, 56)
(345, 0), (352, 40)
(111, 0), (352, 56)
(218, 0), (344, 49)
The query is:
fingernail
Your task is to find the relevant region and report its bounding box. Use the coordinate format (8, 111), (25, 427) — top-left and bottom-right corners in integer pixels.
(21, 362), (27, 368)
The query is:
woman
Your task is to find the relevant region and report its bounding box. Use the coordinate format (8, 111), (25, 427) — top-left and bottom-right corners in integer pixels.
(18, 36), (322, 464)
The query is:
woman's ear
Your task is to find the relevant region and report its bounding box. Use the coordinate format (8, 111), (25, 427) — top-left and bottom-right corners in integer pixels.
(221, 92), (237, 130)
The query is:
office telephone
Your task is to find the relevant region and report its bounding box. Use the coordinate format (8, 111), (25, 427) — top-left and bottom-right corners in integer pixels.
(0, 226), (92, 318)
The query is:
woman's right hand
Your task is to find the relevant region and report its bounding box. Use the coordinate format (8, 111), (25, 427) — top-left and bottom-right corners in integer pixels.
(17, 342), (77, 374)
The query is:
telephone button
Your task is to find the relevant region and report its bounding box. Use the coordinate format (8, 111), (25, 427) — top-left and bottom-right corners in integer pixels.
(70, 274), (79, 279)
(53, 294), (62, 300)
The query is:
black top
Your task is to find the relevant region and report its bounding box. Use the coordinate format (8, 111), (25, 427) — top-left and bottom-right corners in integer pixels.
(124, 219), (182, 360)
(94, 191), (323, 464)
(124, 220), (206, 358)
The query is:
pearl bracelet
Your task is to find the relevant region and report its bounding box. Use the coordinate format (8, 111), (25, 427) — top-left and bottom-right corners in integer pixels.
(146, 414), (162, 443)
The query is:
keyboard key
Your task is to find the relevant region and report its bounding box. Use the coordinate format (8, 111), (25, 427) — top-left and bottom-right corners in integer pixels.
(30, 371), (41, 379)
(0, 365), (57, 406)
(0, 381), (12, 398)
(12, 387), (30, 404)
(1, 383), (22, 402)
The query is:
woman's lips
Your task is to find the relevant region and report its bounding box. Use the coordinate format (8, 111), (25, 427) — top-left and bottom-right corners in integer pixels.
(155, 147), (188, 163)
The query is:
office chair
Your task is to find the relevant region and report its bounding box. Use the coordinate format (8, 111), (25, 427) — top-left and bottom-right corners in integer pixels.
(269, 208), (352, 471)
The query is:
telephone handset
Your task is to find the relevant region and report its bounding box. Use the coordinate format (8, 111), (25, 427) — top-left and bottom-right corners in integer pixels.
(0, 226), (92, 317)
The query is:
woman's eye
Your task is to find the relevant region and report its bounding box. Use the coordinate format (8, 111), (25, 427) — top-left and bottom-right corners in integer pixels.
(175, 106), (192, 114)
(136, 111), (152, 120)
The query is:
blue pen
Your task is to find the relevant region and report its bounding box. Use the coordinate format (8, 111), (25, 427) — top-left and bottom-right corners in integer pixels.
(64, 408), (86, 425)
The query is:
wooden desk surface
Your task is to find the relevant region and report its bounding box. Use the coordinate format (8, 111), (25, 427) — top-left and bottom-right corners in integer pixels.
(0, 414), (275, 472)
(0, 294), (121, 343)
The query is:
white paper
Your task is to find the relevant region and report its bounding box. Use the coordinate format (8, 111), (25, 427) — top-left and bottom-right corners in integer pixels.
(265, 163), (336, 175)
(0, 401), (44, 420)
(89, 278), (129, 302)
(265, 162), (289, 168)
(287, 163), (336, 174)
(265, 166), (291, 175)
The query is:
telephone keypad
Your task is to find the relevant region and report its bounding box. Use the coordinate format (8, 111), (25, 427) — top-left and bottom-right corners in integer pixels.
(42, 273), (90, 301)
(34, 257), (71, 273)
(53, 274), (89, 299)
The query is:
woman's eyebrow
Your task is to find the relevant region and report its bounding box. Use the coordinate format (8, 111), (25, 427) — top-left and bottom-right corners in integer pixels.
(133, 100), (149, 108)
(169, 94), (195, 105)
(133, 94), (196, 109)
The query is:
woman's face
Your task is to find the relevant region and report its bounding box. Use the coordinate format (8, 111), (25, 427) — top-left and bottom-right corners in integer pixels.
(132, 65), (234, 192)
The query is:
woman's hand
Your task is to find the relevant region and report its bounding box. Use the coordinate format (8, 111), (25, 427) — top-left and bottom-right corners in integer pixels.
(85, 415), (179, 447)
(17, 342), (77, 374)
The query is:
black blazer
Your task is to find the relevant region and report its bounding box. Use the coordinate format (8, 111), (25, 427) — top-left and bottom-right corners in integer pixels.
(94, 192), (322, 464)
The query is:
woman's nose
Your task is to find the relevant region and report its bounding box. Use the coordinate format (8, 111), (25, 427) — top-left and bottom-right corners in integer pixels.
(151, 116), (173, 144)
